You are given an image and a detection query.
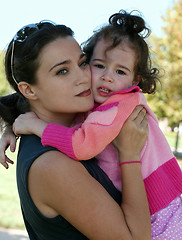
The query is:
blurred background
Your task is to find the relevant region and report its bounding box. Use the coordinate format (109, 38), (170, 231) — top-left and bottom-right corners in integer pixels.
(0, 0), (181, 234)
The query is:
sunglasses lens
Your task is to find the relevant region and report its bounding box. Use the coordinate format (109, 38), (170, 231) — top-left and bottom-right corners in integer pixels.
(13, 21), (57, 42)
(13, 24), (39, 42)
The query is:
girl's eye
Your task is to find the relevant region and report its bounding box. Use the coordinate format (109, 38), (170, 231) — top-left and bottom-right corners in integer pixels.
(57, 69), (68, 75)
(117, 69), (125, 75)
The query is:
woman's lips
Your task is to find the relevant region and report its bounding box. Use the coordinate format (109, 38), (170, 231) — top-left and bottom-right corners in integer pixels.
(77, 89), (91, 97)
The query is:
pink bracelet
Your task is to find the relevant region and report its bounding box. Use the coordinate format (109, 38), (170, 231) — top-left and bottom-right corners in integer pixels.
(119, 161), (141, 166)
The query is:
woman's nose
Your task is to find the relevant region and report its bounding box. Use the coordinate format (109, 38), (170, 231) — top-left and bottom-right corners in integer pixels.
(76, 66), (91, 85)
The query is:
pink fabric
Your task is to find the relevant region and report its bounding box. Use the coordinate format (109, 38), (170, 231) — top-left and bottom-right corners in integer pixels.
(72, 91), (139, 160)
(42, 124), (77, 160)
(144, 158), (182, 215)
(139, 100), (175, 179)
(151, 196), (182, 239)
(41, 86), (182, 217)
(97, 143), (121, 190)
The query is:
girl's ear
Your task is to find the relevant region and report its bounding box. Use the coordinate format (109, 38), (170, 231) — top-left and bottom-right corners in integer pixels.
(132, 74), (142, 86)
(18, 82), (38, 100)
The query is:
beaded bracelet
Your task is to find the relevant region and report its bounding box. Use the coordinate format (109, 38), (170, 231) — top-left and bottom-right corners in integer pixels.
(119, 161), (141, 166)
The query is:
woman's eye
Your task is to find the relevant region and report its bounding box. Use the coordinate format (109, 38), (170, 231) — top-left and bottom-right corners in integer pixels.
(94, 64), (104, 69)
(57, 69), (68, 75)
(80, 61), (88, 67)
(117, 69), (125, 75)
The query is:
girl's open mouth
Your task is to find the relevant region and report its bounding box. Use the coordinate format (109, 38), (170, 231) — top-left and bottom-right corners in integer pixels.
(97, 87), (112, 97)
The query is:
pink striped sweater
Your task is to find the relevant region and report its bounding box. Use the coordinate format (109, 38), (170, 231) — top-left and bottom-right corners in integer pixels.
(42, 86), (182, 216)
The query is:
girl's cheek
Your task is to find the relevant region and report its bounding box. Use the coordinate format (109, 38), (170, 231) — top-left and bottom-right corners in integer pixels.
(90, 68), (97, 81)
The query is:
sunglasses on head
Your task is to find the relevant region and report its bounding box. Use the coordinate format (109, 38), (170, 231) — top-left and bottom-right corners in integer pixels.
(11, 20), (57, 85)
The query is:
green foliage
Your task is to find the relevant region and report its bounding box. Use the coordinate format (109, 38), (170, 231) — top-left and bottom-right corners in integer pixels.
(147, 0), (182, 127)
(0, 50), (12, 96)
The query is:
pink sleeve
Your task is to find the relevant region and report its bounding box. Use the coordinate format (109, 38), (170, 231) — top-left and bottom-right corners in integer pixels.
(41, 124), (78, 159)
(42, 93), (139, 160)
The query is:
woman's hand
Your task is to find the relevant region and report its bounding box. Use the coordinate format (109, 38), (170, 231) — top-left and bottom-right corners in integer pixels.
(0, 126), (16, 169)
(113, 105), (148, 161)
(113, 105), (151, 239)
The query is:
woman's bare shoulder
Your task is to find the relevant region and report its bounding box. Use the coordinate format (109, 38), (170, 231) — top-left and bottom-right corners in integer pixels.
(27, 150), (90, 217)
(30, 149), (84, 177)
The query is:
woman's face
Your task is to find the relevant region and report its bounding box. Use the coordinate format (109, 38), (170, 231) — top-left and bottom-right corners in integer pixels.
(32, 36), (94, 124)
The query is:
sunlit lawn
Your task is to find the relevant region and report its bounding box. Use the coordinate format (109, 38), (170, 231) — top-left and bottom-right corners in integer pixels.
(165, 131), (182, 151)
(0, 134), (181, 229)
(0, 141), (25, 229)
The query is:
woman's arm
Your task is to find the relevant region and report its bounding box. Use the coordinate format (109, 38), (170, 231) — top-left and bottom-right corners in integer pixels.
(28, 106), (151, 240)
(114, 105), (151, 239)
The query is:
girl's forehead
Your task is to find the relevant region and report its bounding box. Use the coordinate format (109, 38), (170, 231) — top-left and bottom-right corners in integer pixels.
(94, 38), (134, 55)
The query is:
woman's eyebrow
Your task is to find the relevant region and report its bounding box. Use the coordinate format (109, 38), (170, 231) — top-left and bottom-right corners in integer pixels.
(49, 53), (85, 72)
(49, 60), (70, 72)
(91, 58), (104, 62)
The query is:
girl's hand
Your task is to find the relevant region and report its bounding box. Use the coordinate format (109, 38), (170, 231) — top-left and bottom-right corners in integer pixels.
(13, 112), (48, 138)
(0, 126), (16, 169)
(113, 105), (148, 161)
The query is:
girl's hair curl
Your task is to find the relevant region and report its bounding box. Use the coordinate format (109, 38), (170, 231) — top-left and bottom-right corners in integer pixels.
(109, 10), (151, 38)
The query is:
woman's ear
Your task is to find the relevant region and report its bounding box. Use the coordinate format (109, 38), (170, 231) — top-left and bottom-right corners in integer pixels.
(132, 74), (142, 86)
(18, 82), (38, 100)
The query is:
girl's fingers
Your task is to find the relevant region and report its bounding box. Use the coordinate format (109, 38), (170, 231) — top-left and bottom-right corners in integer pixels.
(0, 157), (14, 169)
(9, 135), (17, 152)
(5, 157), (14, 164)
(1, 162), (8, 169)
(0, 156), (14, 169)
(0, 148), (7, 163)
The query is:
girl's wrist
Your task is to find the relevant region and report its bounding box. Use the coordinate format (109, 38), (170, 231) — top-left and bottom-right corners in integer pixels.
(34, 120), (47, 137)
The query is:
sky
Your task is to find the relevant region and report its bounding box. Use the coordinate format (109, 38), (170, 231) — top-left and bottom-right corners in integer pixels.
(0, 0), (175, 50)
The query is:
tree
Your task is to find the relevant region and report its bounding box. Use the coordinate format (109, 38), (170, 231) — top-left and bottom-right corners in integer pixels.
(147, 0), (182, 128)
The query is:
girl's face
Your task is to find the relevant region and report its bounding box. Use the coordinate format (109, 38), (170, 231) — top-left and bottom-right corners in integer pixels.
(90, 39), (139, 104)
(32, 36), (94, 125)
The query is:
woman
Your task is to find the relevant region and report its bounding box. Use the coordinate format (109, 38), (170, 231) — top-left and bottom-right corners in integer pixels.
(0, 21), (150, 239)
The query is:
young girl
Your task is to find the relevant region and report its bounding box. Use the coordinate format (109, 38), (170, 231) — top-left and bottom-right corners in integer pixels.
(3, 10), (182, 239)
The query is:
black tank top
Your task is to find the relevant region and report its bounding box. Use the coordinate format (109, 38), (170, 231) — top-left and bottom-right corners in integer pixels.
(17, 135), (121, 240)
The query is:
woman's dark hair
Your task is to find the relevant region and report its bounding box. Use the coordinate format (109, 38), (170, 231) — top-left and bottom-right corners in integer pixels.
(0, 22), (74, 126)
(82, 10), (160, 94)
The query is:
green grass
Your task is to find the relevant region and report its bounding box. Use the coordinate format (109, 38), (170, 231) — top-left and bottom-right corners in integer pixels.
(165, 131), (182, 151)
(0, 142), (25, 229)
(0, 133), (181, 230)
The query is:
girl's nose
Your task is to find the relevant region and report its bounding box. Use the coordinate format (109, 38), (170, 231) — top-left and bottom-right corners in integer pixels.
(101, 72), (113, 83)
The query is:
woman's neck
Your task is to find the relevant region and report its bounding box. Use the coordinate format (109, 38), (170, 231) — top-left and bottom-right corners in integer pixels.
(31, 106), (77, 127)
